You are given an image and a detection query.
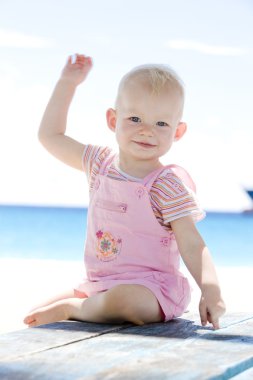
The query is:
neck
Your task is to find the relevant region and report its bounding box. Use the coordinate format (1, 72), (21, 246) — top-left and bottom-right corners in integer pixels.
(116, 154), (163, 179)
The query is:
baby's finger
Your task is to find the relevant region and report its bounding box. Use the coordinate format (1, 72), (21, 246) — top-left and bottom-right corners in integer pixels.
(76, 53), (85, 62)
(70, 53), (85, 64)
(86, 56), (92, 65)
(211, 317), (220, 330)
(199, 301), (207, 326)
(65, 55), (72, 65)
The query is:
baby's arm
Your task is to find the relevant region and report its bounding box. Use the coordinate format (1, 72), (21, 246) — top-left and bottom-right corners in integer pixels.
(38, 54), (93, 170)
(171, 216), (226, 329)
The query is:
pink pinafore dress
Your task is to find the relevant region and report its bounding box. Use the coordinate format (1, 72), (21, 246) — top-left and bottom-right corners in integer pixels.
(76, 154), (195, 321)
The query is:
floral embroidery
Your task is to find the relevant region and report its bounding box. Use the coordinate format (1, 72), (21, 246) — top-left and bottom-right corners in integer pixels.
(135, 186), (145, 199)
(160, 236), (170, 247)
(96, 230), (103, 239)
(101, 239), (111, 251)
(96, 230), (122, 261)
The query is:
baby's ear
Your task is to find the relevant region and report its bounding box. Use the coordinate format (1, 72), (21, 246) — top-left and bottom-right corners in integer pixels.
(174, 122), (187, 141)
(106, 108), (117, 132)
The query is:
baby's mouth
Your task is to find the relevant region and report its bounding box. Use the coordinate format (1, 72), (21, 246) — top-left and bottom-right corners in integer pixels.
(134, 141), (156, 148)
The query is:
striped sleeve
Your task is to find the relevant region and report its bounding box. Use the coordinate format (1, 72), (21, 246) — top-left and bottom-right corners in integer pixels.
(82, 145), (112, 189)
(150, 172), (205, 225)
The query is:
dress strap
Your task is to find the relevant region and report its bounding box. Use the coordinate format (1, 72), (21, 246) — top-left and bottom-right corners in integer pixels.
(141, 166), (167, 188)
(143, 164), (196, 192)
(168, 164), (196, 192)
(99, 152), (116, 176)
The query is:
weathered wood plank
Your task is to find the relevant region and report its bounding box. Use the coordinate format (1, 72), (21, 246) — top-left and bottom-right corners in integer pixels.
(0, 321), (131, 361)
(0, 313), (252, 380)
(0, 312), (200, 362)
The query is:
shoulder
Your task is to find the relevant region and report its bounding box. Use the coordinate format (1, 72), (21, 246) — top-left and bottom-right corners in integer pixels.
(152, 167), (189, 198)
(150, 166), (206, 223)
(82, 145), (113, 189)
(82, 144), (112, 172)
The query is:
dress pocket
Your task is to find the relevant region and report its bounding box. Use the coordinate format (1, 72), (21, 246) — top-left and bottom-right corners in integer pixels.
(96, 199), (127, 213)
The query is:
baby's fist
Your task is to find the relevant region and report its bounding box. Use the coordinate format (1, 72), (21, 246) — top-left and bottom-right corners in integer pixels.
(61, 53), (93, 86)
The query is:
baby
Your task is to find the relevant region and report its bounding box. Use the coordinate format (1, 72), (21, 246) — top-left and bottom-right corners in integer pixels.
(24, 54), (226, 329)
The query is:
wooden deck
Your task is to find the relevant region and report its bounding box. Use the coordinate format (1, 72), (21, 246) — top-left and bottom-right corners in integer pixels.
(0, 312), (252, 379)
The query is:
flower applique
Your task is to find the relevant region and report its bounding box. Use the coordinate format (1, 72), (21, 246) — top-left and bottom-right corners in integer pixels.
(96, 230), (122, 261)
(160, 236), (170, 247)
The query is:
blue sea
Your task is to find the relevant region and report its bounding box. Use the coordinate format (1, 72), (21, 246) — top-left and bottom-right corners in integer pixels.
(0, 205), (252, 266)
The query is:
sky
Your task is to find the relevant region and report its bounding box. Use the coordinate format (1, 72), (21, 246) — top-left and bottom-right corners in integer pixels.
(0, 0), (253, 211)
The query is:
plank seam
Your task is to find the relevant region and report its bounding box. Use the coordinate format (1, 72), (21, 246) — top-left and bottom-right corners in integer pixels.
(219, 316), (253, 330)
(2, 324), (133, 362)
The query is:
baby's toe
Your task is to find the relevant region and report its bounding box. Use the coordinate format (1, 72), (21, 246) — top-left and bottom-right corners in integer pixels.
(23, 314), (35, 325)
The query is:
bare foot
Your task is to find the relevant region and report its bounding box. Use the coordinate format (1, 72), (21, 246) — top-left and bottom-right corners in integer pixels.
(23, 300), (69, 327)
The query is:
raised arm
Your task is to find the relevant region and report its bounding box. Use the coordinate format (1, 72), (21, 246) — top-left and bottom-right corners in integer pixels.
(38, 54), (93, 171)
(171, 216), (226, 329)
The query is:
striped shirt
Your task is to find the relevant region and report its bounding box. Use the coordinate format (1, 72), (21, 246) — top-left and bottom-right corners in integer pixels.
(82, 145), (205, 231)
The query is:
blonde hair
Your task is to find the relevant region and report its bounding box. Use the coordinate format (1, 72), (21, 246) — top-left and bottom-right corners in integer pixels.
(115, 64), (185, 109)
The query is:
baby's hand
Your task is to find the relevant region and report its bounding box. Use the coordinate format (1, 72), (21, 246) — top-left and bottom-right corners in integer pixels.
(199, 292), (226, 330)
(60, 54), (93, 86)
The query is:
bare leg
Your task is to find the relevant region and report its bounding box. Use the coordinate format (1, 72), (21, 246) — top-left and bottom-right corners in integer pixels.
(28, 289), (85, 312)
(24, 289), (86, 326)
(24, 285), (164, 327)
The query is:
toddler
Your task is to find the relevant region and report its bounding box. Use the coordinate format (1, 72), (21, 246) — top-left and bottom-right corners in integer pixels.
(24, 54), (226, 329)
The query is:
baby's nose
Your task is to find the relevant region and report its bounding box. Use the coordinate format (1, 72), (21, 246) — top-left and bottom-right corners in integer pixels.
(139, 123), (154, 136)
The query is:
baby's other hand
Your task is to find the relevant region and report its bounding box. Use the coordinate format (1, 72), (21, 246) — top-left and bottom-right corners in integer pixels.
(60, 54), (93, 86)
(199, 294), (226, 330)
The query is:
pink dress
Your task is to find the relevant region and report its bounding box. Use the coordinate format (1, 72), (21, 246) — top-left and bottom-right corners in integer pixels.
(76, 153), (197, 321)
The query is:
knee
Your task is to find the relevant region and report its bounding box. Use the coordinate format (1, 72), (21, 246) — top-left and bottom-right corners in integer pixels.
(103, 285), (132, 317)
(102, 285), (146, 325)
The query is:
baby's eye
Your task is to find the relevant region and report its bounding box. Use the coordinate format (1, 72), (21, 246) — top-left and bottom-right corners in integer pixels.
(156, 121), (169, 127)
(129, 116), (141, 123)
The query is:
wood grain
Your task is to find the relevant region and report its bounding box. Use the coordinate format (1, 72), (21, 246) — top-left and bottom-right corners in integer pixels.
(0, 313), (252, 380)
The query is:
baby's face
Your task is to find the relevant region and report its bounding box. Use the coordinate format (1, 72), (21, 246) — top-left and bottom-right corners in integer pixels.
(112, 82), (185, 167)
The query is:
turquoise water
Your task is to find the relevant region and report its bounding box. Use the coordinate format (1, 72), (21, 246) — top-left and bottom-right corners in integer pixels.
(0, 205), (252, 266)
